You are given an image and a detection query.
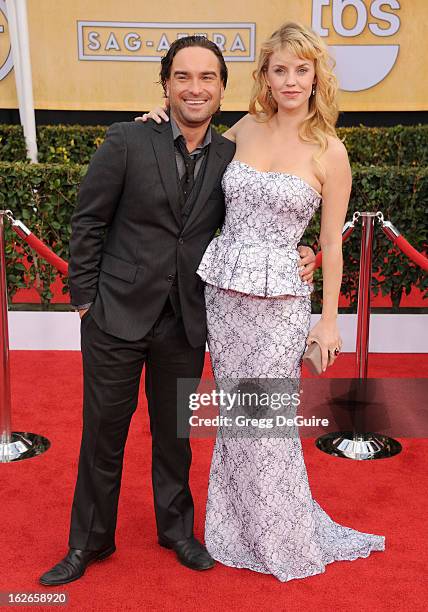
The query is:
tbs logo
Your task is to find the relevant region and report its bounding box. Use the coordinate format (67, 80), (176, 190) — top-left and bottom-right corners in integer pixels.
(311, 0), (401, 91)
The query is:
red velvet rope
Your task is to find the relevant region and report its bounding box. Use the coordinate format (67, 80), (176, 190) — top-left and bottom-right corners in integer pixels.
(10, 217), (427, 276)
(23, 232), (68, 275)
(391, 235), (428, 272)
(314, 251), (322, 270)
(313, 227), (428, 273)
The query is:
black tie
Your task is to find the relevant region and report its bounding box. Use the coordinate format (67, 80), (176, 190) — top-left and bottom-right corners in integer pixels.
(175, 136), (206, 202)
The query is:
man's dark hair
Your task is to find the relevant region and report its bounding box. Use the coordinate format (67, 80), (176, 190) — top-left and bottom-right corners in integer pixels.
(159, 36), (228, 96)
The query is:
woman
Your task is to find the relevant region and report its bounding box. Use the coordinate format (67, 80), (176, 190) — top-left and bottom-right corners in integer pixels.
(142, 22), (385, 582)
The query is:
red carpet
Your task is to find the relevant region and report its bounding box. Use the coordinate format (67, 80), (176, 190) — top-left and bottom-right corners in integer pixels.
(0, 352), (427, 611)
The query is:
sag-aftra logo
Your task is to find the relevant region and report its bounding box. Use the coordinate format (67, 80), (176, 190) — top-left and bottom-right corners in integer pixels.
(78, 21), (256, 62)
(312, 0), (401, 91)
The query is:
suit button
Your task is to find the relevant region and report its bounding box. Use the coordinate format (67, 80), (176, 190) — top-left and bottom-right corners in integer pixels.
(178, 238), (184, 245)
(167, 274), (174, 282)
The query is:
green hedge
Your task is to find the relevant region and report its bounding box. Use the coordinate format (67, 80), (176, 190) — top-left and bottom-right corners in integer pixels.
(310, 166), (428, 310)
(0, 162), (85, 303)
(1, 123), (428, 166)
(0, 125), (105, 164)
(0, 161), (426, 309)
(0, 125), (28, 162)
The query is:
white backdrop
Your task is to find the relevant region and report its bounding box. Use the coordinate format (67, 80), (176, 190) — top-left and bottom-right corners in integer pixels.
(8, 312), (427, 352)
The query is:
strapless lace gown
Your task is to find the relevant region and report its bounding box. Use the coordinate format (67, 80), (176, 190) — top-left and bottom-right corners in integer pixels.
(196, 160), (385, 582)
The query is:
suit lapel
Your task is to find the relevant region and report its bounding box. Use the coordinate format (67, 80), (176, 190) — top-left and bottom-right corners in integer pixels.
(150, 121), (182, 227)
(183, 127), (227, 230)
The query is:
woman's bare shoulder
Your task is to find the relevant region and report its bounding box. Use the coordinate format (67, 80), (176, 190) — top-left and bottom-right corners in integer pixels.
(320, 135), (350, 175)
(221, 113), (259, 142)
(324, 134), (349, 161)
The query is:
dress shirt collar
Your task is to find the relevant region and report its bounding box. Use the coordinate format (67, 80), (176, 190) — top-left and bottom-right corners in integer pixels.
(170, 112), (212, 153)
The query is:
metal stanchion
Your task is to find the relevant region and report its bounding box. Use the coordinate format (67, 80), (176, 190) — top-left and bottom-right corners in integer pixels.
(0, 213), (12, 453)
(0, 210), (50, 462)
(316, 212), (402, 460)
(355, 212), (376, 379)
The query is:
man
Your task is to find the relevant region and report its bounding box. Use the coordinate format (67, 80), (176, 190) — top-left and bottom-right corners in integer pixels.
(39, 36), (316, 586)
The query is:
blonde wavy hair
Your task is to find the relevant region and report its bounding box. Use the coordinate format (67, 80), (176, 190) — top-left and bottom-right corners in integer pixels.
(249, 22), (339, 176)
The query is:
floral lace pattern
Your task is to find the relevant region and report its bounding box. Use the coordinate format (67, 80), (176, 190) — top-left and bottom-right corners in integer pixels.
(202, 161), (385, 582)
(197, 160), (321, 297)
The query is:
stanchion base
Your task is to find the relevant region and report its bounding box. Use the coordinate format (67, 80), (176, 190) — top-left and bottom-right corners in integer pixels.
(0, 431), (50, 463)
(316, 431), (402, 460)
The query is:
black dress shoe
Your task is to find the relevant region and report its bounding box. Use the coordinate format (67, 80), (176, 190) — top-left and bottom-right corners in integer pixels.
(39, 545), (116, 586)
(159, 536), (215, 570)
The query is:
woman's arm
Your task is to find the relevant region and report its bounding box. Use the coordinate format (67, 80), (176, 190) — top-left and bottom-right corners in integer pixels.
(134, 105), (169, 124)
(306, 137), (352, 371)
(134, 107), (250, 144)
(319, 137), (352, 322)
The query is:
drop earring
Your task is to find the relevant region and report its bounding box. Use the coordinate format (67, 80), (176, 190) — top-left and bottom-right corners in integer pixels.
(312, 85), (316, 96)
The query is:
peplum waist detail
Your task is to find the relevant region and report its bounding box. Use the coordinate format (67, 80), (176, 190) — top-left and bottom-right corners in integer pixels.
(196, 236), (314, 297)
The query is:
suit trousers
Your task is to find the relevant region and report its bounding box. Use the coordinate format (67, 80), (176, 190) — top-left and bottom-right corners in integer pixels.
(68, 295), (206, 551)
